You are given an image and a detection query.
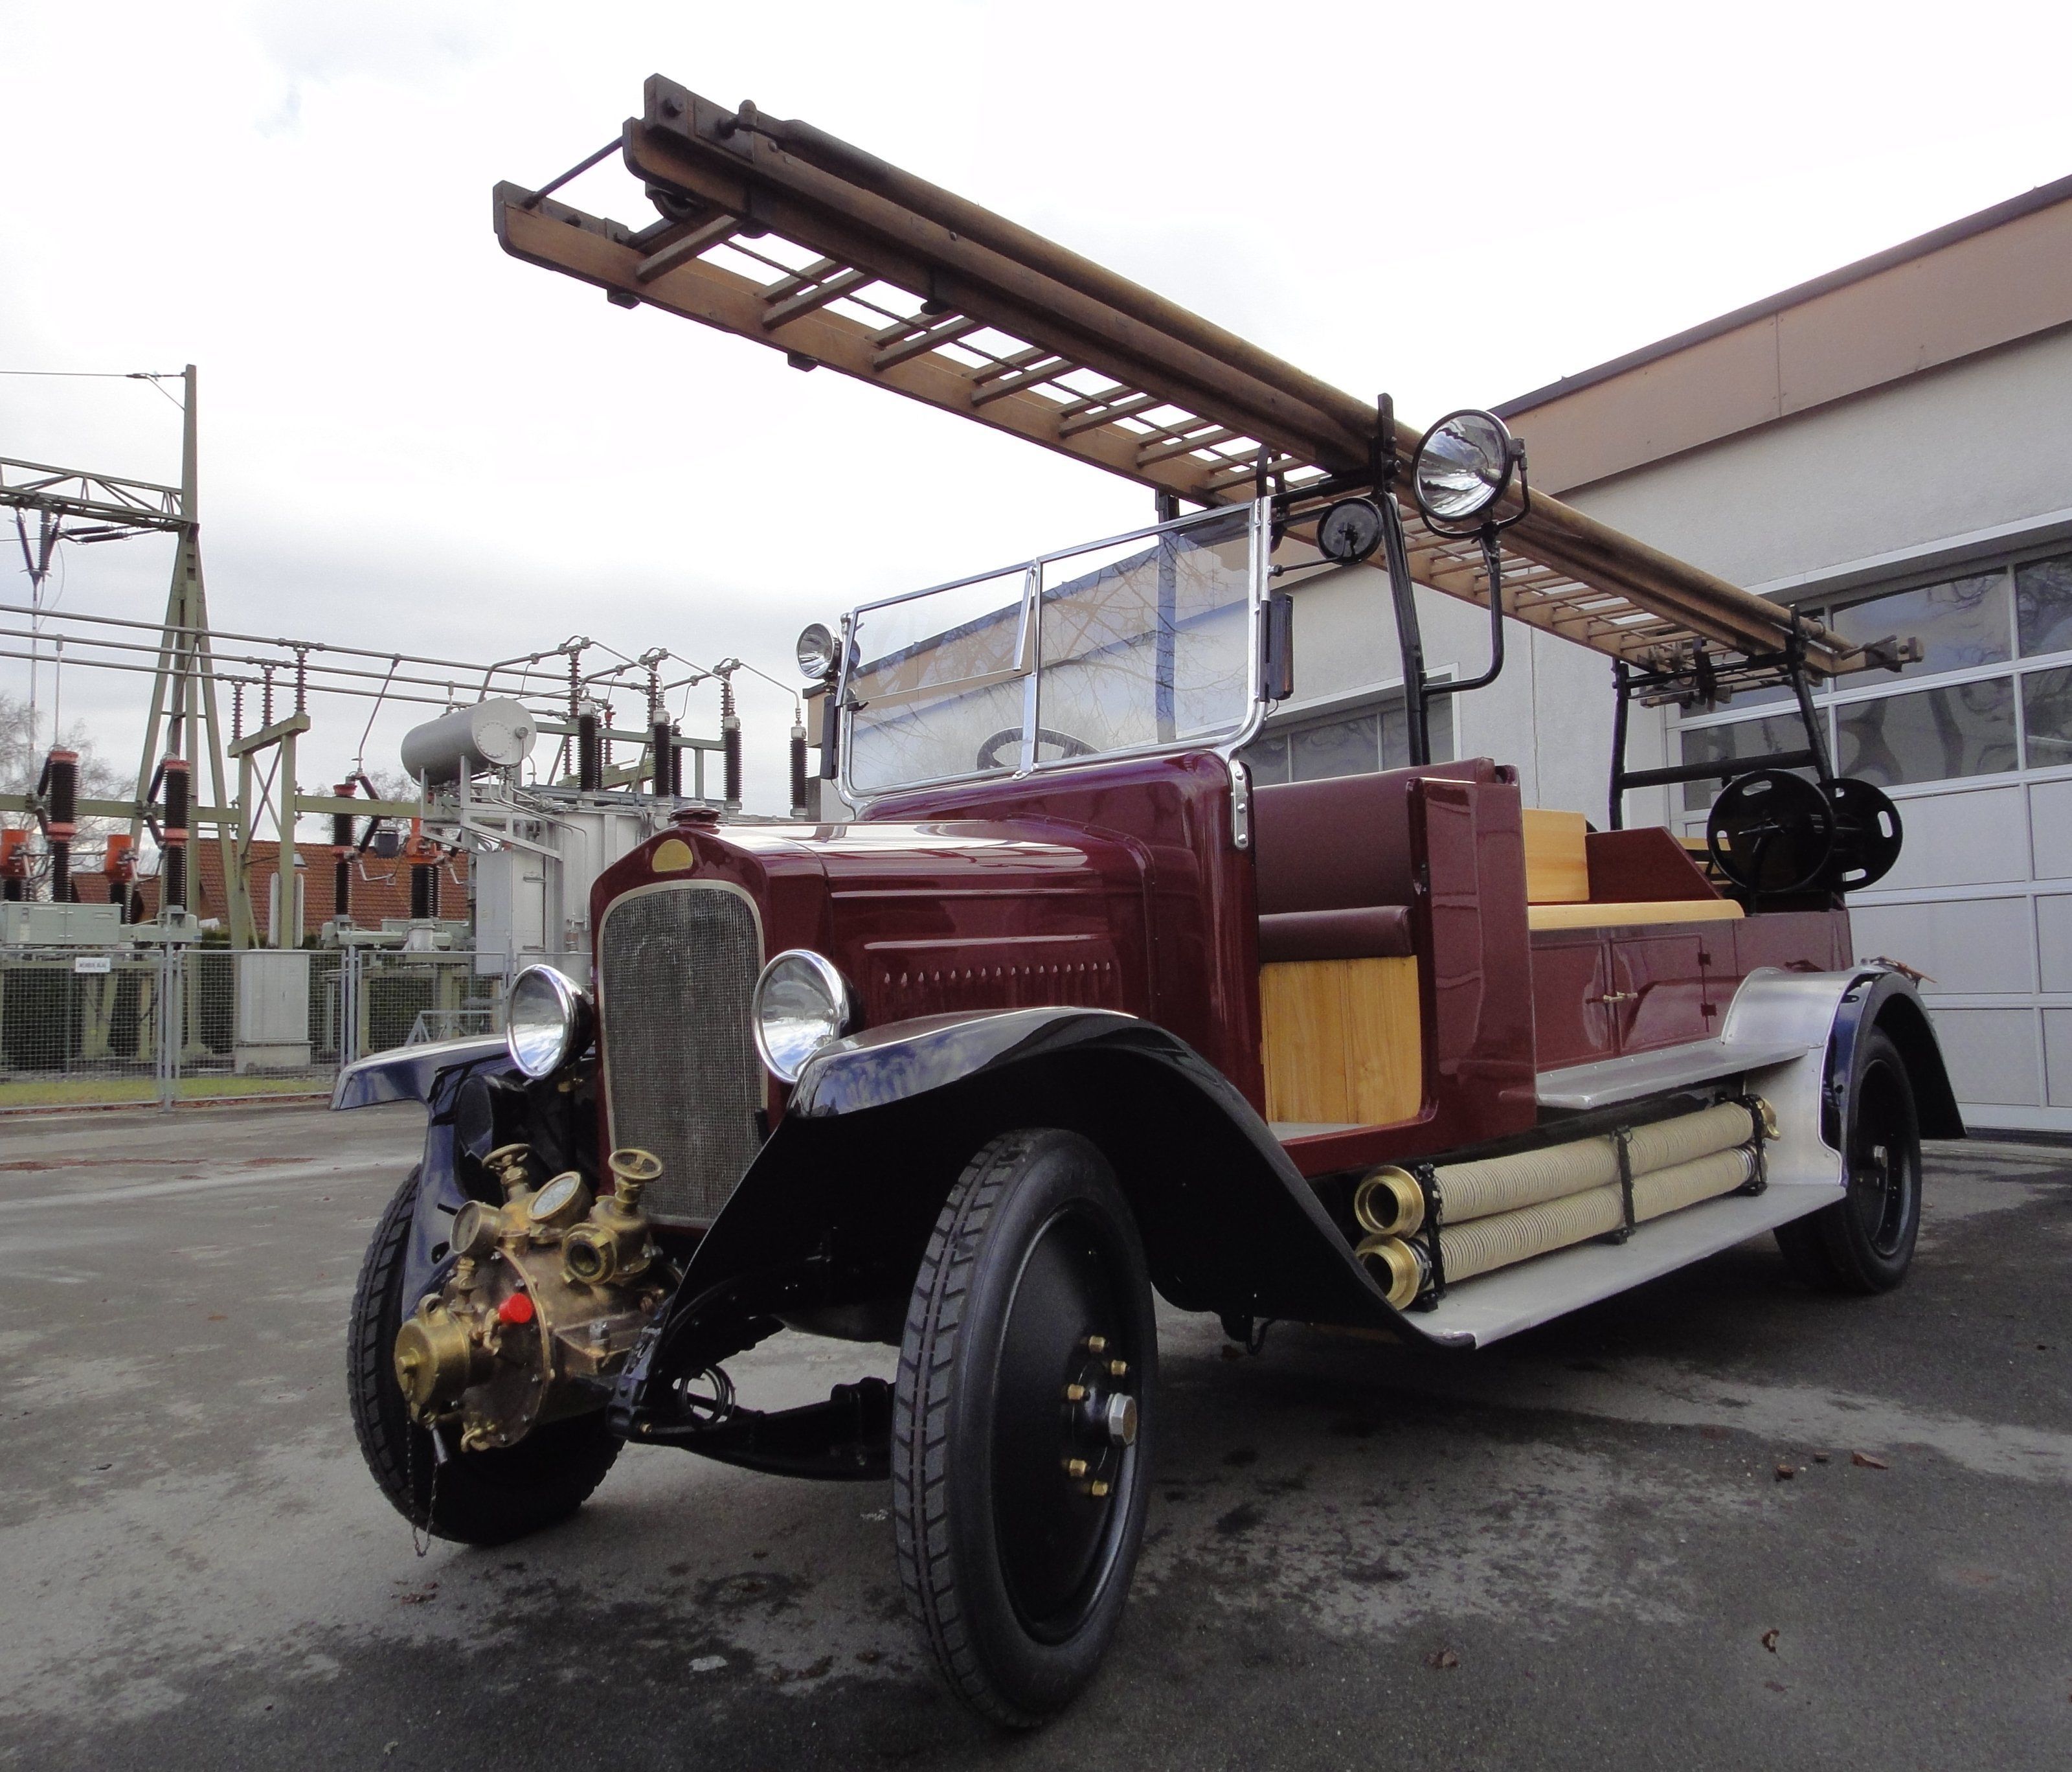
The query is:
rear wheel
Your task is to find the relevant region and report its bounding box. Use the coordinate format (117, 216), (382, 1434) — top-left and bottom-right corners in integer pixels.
(348, 1167), (620, 1545)
(1775, 1028), (1922, 1293)
(892, 1130), (1156, 1727)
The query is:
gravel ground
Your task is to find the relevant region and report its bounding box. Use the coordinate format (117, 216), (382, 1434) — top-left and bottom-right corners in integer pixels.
(3, 1102), (2067, 1771)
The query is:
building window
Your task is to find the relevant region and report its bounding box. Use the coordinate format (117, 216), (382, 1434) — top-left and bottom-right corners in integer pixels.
(1674, 551), (2062, 814)
(1241, 688), (1453, 786)
(1828, 572), (2010, 679)
(2016, 554), (2072, 656)
(1836, 677), (2016, 786)
(1680, 712), (1820, 810)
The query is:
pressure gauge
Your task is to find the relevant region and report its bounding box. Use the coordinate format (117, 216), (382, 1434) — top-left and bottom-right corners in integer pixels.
(526, 1171), (592, 1232)
(1316, 497), (1385, 565)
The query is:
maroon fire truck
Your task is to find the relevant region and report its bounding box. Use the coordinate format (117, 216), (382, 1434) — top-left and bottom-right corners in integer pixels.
(336, 81), (1956, 1727)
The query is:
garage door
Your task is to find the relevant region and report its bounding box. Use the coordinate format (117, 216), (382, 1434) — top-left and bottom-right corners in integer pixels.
(1675, 546), (2072, 1133)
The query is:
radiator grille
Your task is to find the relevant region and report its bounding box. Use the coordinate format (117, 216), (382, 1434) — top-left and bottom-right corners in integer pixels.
(596, 881), (763, 1227)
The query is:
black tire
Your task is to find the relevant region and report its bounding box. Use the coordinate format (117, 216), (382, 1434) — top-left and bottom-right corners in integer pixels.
(1775, 1028), (1922, 1293)
(348, 1166), (621, 1545)
(893, 1130), (1156, 1727)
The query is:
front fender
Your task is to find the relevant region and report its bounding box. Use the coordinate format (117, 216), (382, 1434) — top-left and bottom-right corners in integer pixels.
(332, 1035), (508, 1110)
(642, 1012), (1406, 1380)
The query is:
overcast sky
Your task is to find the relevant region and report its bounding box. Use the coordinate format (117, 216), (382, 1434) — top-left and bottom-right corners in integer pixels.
(4, 0), (2069, 817)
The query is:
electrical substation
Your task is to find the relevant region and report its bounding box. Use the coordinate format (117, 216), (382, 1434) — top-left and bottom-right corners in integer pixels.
(0, 366), (807, 1104)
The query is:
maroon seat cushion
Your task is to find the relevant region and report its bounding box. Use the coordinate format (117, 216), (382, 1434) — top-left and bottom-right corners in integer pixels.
(1258, 905), (1413, 964)
(1253, 759), (1498, 916)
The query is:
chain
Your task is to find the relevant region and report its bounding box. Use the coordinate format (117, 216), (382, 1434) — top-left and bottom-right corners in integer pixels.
(405, 1416), (440, 1558)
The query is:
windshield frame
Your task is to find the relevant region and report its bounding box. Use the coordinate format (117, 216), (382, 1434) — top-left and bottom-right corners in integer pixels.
(834, 498), (1270, 804)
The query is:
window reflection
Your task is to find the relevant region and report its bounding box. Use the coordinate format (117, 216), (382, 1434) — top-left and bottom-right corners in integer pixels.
(2016, 555), (2072, 657)
(1829, 573), (2010, 680)
(1836, 678), (2016, 787)
(1240, 691), (1452, 786)
(2022, 668), (2072, 767)
(1680, 713), (1821, 811)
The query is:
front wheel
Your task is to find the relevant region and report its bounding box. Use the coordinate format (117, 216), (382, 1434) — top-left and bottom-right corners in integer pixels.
(892, 1130), (1156, 1727)
(347, 1166), (621, 1545)
(1775, 1028), (1922, 1293)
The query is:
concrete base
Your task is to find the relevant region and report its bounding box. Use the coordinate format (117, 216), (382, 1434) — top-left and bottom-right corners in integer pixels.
(232, 1041), (313, 1074)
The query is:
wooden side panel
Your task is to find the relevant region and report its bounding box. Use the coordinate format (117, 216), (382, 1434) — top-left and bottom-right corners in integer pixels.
(1261, 956), (1421, 1126)
(1523, 810), (1590, 903)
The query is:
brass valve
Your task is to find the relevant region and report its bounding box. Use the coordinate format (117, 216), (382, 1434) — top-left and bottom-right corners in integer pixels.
(482, 1142), (536, 1202)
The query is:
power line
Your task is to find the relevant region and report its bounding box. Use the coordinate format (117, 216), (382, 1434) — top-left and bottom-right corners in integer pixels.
(0, 369), (182, 379)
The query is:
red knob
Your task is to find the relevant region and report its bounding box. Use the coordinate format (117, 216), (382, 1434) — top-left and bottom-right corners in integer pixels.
(497, 1291), (535, 1325)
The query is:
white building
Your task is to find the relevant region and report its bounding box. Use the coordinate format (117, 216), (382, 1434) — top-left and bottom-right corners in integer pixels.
(1254, 174), (2072, 1133)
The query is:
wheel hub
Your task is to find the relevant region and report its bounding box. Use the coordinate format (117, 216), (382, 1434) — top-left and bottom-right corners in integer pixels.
(990, 1214), (1141, 1636)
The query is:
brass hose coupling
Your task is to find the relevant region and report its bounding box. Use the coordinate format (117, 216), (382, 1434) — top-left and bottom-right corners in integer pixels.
(393, 1296), (492, 1416)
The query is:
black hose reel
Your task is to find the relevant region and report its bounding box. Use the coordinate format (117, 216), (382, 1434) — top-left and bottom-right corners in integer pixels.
(1705, 768), (1902, 899)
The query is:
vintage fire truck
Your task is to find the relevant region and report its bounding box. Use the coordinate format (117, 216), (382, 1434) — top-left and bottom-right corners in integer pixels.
(339, 80), (1959, 1726)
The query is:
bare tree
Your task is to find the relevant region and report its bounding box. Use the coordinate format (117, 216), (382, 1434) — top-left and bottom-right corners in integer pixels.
(0, 692), (128, 840)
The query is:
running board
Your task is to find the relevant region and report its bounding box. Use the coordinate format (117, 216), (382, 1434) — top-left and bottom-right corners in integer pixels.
(1408, 1183), (1838, 1348)
(1536, 1036), (1816, 1112)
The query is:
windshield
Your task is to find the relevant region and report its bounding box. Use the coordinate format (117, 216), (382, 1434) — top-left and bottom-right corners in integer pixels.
(842, 501), (1265, 797)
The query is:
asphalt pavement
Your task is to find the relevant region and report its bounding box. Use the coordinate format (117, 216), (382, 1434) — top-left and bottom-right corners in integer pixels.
(2, 1100), (2067, 1771)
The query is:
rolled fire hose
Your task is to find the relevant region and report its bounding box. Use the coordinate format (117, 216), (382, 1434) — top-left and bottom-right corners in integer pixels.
(1357, 1146), (1758, 1307)
(1354, 1100), (1766, 1236)
(1351, 1100), (1770, 1309)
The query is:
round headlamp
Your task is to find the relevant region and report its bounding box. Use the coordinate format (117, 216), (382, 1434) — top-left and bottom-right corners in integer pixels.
(504, 964), (592, 1079)
(796, 622), (839, 681)
(752, 949), (853, 1083)
(1411, 409), (1518, 527)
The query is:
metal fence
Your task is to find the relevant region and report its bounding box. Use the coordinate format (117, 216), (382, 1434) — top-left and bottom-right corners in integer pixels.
(0, 944), (571, 1111)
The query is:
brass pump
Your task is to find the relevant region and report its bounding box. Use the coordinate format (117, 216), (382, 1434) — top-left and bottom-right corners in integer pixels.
(390, 1144), (671, 1451)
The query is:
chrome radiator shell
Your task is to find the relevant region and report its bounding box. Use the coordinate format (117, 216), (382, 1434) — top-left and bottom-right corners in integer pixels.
(594, 880), (765, 1227)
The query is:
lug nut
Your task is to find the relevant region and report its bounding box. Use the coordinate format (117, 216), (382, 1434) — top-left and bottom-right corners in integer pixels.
(1108, 1359), (1128, 1378)
(1064, 1383), (1087, 1402)
(1085, 1335), (1107, 1354)
(1065, 1457), (1088, 1478)
(1089, 1480), (1110, 1498)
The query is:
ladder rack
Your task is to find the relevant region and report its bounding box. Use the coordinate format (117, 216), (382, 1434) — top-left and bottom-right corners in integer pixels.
(495, 78), (1908, 689)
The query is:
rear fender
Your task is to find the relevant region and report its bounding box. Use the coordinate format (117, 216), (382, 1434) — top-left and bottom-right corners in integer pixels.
(642, 1011), (1402, 1374)
(1832, 968), (1964, 1141)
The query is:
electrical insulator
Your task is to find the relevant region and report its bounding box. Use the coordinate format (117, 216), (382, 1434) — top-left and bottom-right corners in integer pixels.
(331, 781), (356, 920)
(330, 782), (356, 856)
(40, 748), (78, 903)
(577, 708), (602, 791)
(668, 722), (683, 796)
(405, 821), (441, 920)
(789, 716), (809, 820)
(720, 676), (741, 810)
(161, 756), (191, 912)
(651, 718), (673, 797)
